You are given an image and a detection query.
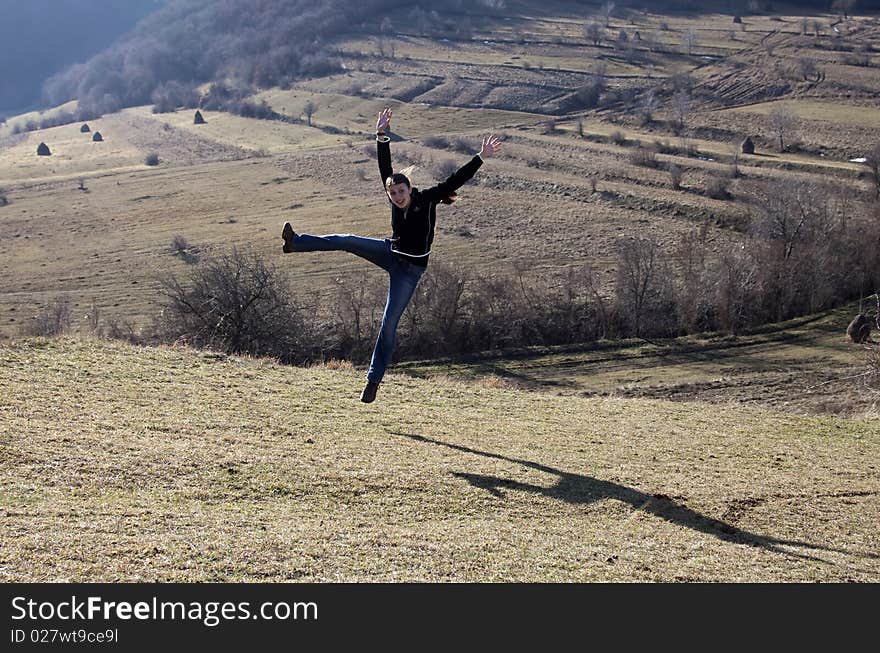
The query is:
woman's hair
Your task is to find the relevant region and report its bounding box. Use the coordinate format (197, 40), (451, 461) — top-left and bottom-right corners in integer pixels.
(385, 165), (458, 204)
(385, 172), (411, 188)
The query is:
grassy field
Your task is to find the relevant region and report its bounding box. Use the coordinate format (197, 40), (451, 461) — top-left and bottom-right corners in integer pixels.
(723, 99), (880, 129)
(1, 337), (878, 582)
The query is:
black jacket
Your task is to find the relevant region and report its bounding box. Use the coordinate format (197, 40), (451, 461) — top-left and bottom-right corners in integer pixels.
(378, 135), (482, 267)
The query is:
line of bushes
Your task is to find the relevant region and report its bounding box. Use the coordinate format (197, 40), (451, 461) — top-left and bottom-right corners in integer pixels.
(151, 181), (878, 361)
(25, 180), (880, 370)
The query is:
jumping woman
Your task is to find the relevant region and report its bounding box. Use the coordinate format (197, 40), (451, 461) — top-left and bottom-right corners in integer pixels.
(281, 107), (502, 403)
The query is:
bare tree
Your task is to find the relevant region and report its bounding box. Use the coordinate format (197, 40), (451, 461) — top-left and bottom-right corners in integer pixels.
(714, 246), (758, 335)
(728, 139), (742, 178)
(681, 27), (698, 55)
(639, 88), (659, 124)
(767, 104), (798, 152)
(675, 223), (717, 333)
(800, 17), (810, 35)
(672, 89), (691, 131)
(668, 163), (683, 190)
(614, 236), (676, 337)
(584, 21), (602, 46)
(747, 178), (835, 261)
(303, 99), (317, 127)
(797, 57), (818, 81)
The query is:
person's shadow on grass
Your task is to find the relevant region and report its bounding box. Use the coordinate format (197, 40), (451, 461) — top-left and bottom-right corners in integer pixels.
(393, 432), (877, 563)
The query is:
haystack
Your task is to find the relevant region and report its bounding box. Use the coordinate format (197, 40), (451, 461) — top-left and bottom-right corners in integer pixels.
(741, 136), (755, 154)
(194, 110), (206, 125)
(92, 132), (103, 142)
(80, 124), (90, 133)
(37, 142), (51, 156)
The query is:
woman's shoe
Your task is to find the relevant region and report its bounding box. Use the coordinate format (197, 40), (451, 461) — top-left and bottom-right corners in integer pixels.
(360, 381), (379, 403)
(281, 222), (297, 253)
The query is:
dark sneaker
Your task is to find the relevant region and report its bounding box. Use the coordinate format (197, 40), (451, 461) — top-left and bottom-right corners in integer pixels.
(360, 381), (380, 403)
(282, 222), (296, 253)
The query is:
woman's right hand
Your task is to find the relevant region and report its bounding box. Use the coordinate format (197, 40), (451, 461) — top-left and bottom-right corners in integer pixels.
(376, 107), (392, 133)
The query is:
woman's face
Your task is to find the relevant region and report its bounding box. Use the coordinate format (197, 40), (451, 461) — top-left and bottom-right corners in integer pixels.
(387, 182), (412, 209)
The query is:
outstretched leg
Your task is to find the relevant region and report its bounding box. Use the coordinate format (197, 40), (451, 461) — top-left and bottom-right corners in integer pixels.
(282, 222), (393, 272)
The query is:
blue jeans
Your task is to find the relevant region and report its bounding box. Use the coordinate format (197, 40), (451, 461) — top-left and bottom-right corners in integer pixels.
(291, 233), (426, 383)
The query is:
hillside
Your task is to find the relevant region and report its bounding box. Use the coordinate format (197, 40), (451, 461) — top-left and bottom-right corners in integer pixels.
(1, 337), (878, 581)
(0, 2), (878, 418)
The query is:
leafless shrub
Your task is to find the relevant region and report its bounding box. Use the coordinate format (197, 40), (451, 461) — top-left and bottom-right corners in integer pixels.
(609, 130), (627, 145)
(170, 235), (201, 264)
(584, 21), (602, 46)
(654, 139), (677, 155)
(741, 178), (877, 323)
(0, 188), (8, 206)
(325, 271), (386, 360)
(668, 163), (683, 190)
(450, 136), (475, 154)
(422, 135), (449, 149)
(432, 159), (459, 180)
(155, 247), (316, 363)
(705, 178), (731, 200)
(629, 146), (658, 168)
(639, 89), (658, 125)
(22, 296), (73, 337)
(402, 260), (469, 356)
(797, 57), (819, 80)
(574, 80), (603, 109)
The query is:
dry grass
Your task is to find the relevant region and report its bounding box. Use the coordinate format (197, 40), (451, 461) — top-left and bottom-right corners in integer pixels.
(0, 337), (878, 582)
(399, 307), (879, 417)
(723, 100), (880, 130)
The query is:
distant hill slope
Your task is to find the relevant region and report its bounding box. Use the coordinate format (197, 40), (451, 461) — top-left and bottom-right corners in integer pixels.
(0, 0), (167, 114)
(1, 337), (877, 581)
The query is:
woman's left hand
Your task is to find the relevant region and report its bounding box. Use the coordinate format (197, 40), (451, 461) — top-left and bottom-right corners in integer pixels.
(479, 134), (502, 159)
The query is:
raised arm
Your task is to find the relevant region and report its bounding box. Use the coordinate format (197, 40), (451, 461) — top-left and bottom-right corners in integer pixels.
(376, 107), (393, 185)
(423, 134), (502, 201)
